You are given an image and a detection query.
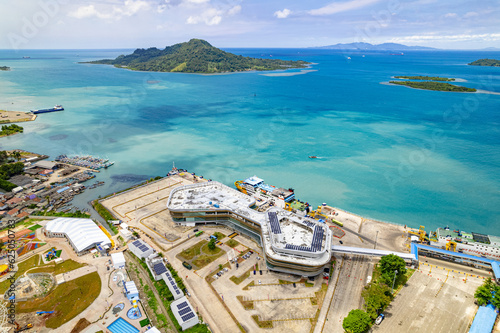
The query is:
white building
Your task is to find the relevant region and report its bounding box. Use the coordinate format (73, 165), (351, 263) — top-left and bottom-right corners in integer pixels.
(43, 218), (112, 256)
(129, 239), (154, 259)
(145, 327), (161, 333)
(147, 256), (168, 281)
(111, 252), (126, 269)
(161, 271), (183, 300)
(171, 296), (199, 331)
(124, 280), (139, 301)
(119, 228), (132, 241)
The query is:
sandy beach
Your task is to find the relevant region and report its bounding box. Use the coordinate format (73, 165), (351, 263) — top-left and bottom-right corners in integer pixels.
(0, 109), (36, 123)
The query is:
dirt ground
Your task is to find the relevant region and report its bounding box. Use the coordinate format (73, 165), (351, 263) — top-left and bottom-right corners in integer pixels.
(0, 110), (36, 123)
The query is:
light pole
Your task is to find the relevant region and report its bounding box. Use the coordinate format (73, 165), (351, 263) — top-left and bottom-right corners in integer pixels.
(392, 269), (398, 293)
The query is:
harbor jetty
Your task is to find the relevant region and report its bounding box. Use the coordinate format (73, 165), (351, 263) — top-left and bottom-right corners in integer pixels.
(55, 154), (114, 170)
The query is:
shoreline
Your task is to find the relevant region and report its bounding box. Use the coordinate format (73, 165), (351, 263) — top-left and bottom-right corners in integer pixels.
(381, 81), (500, 94)
(0, 110), (36, 124)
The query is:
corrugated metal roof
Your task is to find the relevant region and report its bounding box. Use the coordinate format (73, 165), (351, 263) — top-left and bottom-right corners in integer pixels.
(469, 304), (497, 333)
(124, 281), (138, 295)
(45, 217), (111, 252)
(34, 160), (57, 169)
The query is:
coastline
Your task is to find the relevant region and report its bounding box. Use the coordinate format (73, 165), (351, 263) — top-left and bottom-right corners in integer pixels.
(381, 81), (499, 94)
(0, 110), (36, 124)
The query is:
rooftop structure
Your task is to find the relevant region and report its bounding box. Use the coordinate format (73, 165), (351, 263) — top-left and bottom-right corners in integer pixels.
(129, 239), (154, 259)
(111, 252), (126, 269)
(34, 160), (57, 169)
(43, 218), (111, 256)
(433, 227), (500, 260)
(170, 296), (199, 331)
(146, 256), (168, 281)
(161, 270), (183, 300)
(167, 181), (332, 276)
(124, 281), (139, 301)
(469, 304), (497, 333)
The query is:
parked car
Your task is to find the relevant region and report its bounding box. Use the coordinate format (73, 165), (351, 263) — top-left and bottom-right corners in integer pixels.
(258, 280), (261, 284)
(184, 288), (191, 297)
(375, 314), (385, 325)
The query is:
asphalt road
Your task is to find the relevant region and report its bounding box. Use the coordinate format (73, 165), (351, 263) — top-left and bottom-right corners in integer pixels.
(322, 255), (373, 333)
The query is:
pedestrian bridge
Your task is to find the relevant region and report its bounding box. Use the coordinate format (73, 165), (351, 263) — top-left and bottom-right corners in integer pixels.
(330, 245), (417, 262)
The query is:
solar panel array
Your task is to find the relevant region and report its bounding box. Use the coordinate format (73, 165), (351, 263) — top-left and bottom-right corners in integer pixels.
(284, 226), (324, 253)
(181, 312), (195, 322)
(285, 244), (311, 252)
(177, 301), (189, 310)
(311, 226), (324, 252)
(268, 212), (282, 234)
(179, 307), (192, 316)
(304, 221), (315, 228)
(164, 271), (182, 295)
(153, 262), (167, 275)
(132, 240), (151, 253)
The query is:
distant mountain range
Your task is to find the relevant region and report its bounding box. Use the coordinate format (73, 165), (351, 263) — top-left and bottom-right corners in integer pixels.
(311, 42), (436, 51)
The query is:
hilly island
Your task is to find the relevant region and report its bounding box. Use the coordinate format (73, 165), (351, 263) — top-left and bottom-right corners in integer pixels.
(86, 39), (310, 74)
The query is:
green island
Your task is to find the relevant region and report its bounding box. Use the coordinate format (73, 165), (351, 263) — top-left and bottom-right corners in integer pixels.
(394, 75), (455, 81)
(468, 58), (500, 67)
(389, 80), (476, 92)
(0, 124), (24, 137)
(86, 39), (310, 74)
(0, 66), (10, 71)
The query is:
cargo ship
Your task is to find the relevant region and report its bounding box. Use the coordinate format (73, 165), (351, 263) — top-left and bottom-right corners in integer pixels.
(31, 105), (64, 114)
(428, 227), (500, 260)
(235, 176), (309, 211)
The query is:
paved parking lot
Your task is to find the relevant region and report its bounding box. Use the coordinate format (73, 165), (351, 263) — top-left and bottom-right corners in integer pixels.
(372, 260), (481, 333)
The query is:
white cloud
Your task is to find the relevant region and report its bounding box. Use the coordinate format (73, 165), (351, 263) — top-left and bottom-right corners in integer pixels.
(444, 13), (457, 18)
(389, 33), (500, 43)
(309, 0), (381, 16)
(274, 8), (291, 19)
(68, 0), (150, 20)
(463, 11), (479, 18)
(185, 0), (210, 3)
(186, 3), (241, 26)
(228, 5), (242, 16)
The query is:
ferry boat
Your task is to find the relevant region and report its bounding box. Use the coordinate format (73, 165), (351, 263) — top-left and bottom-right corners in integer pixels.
(430, 227), (500, 260)
(31, 105), (64, 114)
(235, 176), (308, 211)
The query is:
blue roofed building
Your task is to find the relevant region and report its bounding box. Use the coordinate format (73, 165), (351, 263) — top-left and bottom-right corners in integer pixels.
(469, 304), (498, 333)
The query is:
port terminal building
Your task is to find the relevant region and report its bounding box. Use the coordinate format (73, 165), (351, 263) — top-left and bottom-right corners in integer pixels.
(167, 181), (332, 276)
(411, 243), (500, 283)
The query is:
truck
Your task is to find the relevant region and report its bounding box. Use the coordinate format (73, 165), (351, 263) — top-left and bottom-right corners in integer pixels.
(182, 261), (192, 270)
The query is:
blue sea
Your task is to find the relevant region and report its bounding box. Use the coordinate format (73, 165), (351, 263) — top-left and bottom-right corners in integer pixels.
(0, 48), (499, 235)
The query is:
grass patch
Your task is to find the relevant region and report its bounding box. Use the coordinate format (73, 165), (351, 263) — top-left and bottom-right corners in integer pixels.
(230, 268), (252, 285)
(242, 280), (255, 290)
(70, 318), (91, 333)
(237, 296), (254, 310)
(310, 283), (328, 306)
(178, 240), (206, 261)
(192, 251), (225, 269)
(17, 271), (101, 328)
(139, 318), (150, 327)
(213, 232), (226, 240)
(0, 255), (40, 293)
(278, 279), (294, 285)
(252, 315), (273, 329)
(305, 281), (314, 287)
(30, 259), (86, 275)
(92, 200), (118, 234)
(225, 239), (239, 248)
(28, 224), (43, 231)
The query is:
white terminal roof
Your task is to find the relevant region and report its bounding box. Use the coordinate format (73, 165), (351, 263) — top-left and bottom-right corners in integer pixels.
(167, 182), (332, 266)
(171, 296), (198, 326)
(45, 217), (111, 252)
(124, 281), (138, 295)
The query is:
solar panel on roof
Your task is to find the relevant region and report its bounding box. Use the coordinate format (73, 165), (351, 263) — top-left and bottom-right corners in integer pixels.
(181, 312), (195, 321)
(154, 263), (167, 275)
(177, 301), (189, 310)
(132, 240), (141, 246)
(179, 307), (192, 316)
(268, 212), (282, 234)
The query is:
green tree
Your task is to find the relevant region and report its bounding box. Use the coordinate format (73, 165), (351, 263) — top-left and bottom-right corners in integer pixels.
(342, 309), (371, 333)
(362, 282), (392, 319)
(474, 278), (494, 306)
(491, 285), (500, 309)
(378, 254), (407, 288)
(208, 238), (216, 250)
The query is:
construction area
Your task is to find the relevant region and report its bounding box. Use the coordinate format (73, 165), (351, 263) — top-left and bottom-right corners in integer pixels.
(100, 174), (200, 242)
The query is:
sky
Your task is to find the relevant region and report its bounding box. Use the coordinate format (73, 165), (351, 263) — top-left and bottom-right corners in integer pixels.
(1, 0), (499, 49)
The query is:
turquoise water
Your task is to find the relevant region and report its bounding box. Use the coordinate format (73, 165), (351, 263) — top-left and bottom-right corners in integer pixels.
(0, 49), (499, 235)
(107, 317), (139, 333)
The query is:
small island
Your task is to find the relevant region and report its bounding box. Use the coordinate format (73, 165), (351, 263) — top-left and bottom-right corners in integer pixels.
(389, 81), (476, 92)
(86, 39), (310, 74)
(0, 66), (10, 71)
(394, 75), (455, 81)
(0, 124), (24, 137)
(468, 59), (500, 67)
